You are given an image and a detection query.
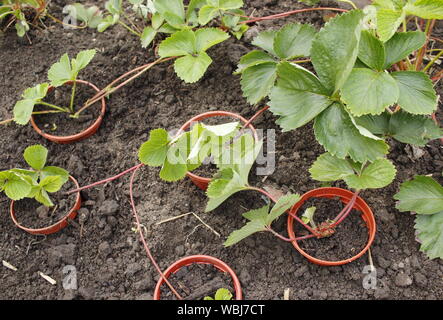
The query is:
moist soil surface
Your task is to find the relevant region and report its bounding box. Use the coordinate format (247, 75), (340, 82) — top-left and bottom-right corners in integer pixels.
(294, 198), (368, 262)
(1, 0), (443, 300)
(159, 264), (234, 300)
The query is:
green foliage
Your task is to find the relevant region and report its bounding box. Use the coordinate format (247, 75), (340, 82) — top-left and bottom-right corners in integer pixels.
(65, 3), (103, 28)
(310, 152), (396, 190)
(13, 83), (49, 125)
(237, 22), (316, 104)
(224, 193), (300, 246)
(158, 28), (229, 83)
(0, 0), (46, 37)
(204, 288), (233, 300)
(0, 145), (69, 207)
(395, 176), (443, 259)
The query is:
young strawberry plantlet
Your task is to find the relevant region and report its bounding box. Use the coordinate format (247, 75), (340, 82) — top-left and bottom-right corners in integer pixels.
(0, 0), (47, 37)
(394, 176), (443, 260)
(0, 145), (69, 207)
(0, 49), (97, 127)
(204, 288), (233, 301)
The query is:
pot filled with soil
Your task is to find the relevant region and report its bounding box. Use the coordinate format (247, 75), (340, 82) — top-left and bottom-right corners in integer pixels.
(30, 80), (106, 144)
(154, 255), (242, 300)
(287, 187), (376, 266)
(177, 111), (259, 190)
(10, 175), (82, 235)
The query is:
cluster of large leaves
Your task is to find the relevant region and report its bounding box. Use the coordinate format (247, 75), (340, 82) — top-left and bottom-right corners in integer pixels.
(394, 176), (443, 259)
(224, 193), (300, 246)
(310, 152), (397, 190)
(158, 28), (229, 82)
(236, 22), (316, 104)
(341, 30), (438, 117)
(138, 121), (260, 191)
(0, 145), (69, 207)
(13, 49), (96, 125)
(372, 0), (443, 42)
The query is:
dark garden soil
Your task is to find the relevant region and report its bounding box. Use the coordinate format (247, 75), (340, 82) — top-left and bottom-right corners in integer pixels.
(159, 264), (234, 300)
(294, 198), (368, 261)
(13, 180), (77, 230)
(0, 0), (442, 300)
(33, 84), (102, 136)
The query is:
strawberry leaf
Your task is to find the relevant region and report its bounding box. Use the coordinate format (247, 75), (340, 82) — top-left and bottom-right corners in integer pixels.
(24, 145), (48, 171)
(415, 211), (443, 260)
(138, 128), (170, 167)
(384, 31), (426, 68)
(273, 23), (316, 59)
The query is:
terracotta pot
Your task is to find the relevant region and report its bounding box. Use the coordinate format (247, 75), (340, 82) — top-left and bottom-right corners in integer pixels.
(153, 255), (243, 300)
(287, 187), (376, 266)
(177, 111), (259, 191)
(10, 176), (82, 235)
(30, 80), (106, 144)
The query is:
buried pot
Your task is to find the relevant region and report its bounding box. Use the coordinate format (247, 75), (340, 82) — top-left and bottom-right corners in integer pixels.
(30, 80), (106, 144)
(177, 111), (259, 190)
(287, 187), (376, 266)
(10, 175), (82, 235)
(154, 255), (243, 300)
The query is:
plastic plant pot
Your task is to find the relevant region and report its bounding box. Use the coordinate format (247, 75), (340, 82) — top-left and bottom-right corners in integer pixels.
(287, 187), (376, 266)
(30, 80), (106, 144)
(10, 176), (82, 235)
(177, 111), (259, 191)
(153, 255), (243, 300)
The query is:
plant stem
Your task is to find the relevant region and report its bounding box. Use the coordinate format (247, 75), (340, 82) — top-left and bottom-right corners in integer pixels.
(38, 101), (70, 113)
(65, 164), (143, 195)
(246, 186), (320, 237)
(129, 166), (183, 300)
(241, 7), (348, 24)
(74, 57), (175, 117)
(46, 12), (87, 29)
(0, 118), (14, 125)
(31, 110), (65, 115)
(422, 49), (443, 73)
(415, 19), (435, 71)
(329, 190), (360, 229)
(266, 226), (316, 242)
(118, 20), (141, 37)
(69, 80), (77, 113)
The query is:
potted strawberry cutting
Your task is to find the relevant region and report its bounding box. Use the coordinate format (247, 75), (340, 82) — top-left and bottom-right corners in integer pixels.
(1, 145), (81, 235)
(0, 49), (106, 144)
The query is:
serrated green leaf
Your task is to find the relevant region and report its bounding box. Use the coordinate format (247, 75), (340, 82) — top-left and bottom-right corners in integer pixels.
(376, 8), (405, 42)
(267, 193), (300, 225)
(224, 220), (266, 246)
(353, 112), (390, 135)
(243, 205), (269, 224)
(314, 103), (389, 162)
(24, 145), (48, 170)
(97, 14), (119, 32)
(310, 10), (364, 94)
(252, 30), (277, 56)
(273, 23), (316, 60)
(391, 71), (437, 115)
(415, 211), (443, 260)
(405, 0), (443, 19)
(13, 99), (36, 125)
(4, 175), (32, 201)
(240, 62), (277, 104)
(174, 52), (212, 83)
(138, 128), (170, 166)
(35, 188), (54, 207)
(341, 68), (399, 116)
(384, 31), (426, 68)
(72, 49), (96, 74)
(141, 26), (156, 48)
(394, 176), (443, 215)
(214, 288), (233, 300)
(195, 28), (229, 52)
(159, 146), (188, 182)
(39, 175), (63, 193)
(269, 62), (331, 131)
(202, 122), (239, 136)
(358, 30), (386, 71)
(302, 206), (316, 224)
(154, 0), (185, 26)
(22, 83), (50, 101)
(309, 152), (355, 182)
(235, 50), (276, 74)
(198, 5), (218, 25)
(344, 158), (396, 189)
(158, 30), (196, 57)
(48, 53), (73, 87)
(41, 166), (70, 185)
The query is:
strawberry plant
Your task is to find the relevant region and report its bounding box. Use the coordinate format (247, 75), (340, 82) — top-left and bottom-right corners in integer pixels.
(70, 0), (248, 49)
(204, 288), (233, 300)
(394, 176), (443, 260)
(0, 0), (47, 37)
(0, 145), (69, 207)
(0, 49), (96, 126)
(237, 10), (442, 191)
